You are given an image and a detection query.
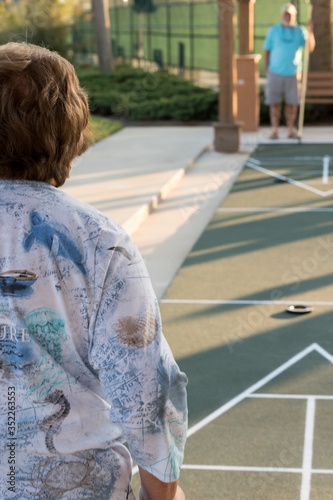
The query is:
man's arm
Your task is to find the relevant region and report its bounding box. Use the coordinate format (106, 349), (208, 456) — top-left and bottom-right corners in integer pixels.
(138, 467), (185, 500)
(265, 50), (270, 72)
(90, 228), (188, 495)
(306, 20), (315, 53)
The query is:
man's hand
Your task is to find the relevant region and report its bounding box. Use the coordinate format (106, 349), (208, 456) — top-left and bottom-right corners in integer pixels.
(265, 50), (270, 73)
(306, 19), (313, 32)
(139, 485), (185, 500)
(306, 20), (316, 52)
(138, 466), (185, 500)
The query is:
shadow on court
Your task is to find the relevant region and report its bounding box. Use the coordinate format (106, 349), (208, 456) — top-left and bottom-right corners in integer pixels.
(162, 307), (333, 426)
(182, 211), (333, 266)
(158, 142), (333, 499)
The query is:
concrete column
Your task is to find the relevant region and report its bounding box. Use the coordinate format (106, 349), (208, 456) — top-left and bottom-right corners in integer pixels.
(214, 0), (242, 153)
(239, 0), (256, 55)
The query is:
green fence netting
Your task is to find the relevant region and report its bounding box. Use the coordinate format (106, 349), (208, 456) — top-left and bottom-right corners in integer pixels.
(0, 0), (314, 77)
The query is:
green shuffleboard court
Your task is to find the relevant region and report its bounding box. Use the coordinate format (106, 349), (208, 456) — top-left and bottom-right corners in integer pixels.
(154, 143), (333, 499)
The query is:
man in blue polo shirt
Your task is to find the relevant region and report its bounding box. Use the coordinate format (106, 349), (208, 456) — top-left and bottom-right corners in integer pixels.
(264, 3), (315, 139)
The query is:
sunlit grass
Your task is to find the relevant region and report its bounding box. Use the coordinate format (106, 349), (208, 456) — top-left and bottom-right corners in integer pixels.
(89, 115), (123, 143)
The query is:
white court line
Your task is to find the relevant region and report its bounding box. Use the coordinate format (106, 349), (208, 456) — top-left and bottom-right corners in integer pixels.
(313, 469), (333, 474)
(132, 344), (333, 478)
(161, 299), (333, 306)
(254, 139), (333, 144)
(249, 394), (333, 400)
(247, 157), (261, 165)
(217, 207), (333, 213)
(252, 140), (333, 145)
(250, 157), (327, 162)
(246, 161), (329, 197)
(323, 156), (330, 185)
(313, 344), (333, 363)
(251, 163), (323, 167)
(186, 343), (329, 438)
(181, 465), (302, 473)
(301, 397), (316, 500)
(181, 465), (333, 474)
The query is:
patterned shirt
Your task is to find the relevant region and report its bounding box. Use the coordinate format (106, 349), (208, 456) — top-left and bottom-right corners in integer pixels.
(0, 180), (188, 500)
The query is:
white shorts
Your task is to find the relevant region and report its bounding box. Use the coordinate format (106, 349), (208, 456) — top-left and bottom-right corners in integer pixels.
(265, 70), (299, 106)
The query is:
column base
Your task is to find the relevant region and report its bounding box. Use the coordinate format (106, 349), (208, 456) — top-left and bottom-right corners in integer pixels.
(213, 122), (243, 153)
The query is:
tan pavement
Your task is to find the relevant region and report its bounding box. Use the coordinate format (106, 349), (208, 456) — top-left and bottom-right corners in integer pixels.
(62, 127), (212, 234)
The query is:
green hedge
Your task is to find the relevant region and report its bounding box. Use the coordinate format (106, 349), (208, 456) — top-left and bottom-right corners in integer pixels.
(77, 65), (330, 124)
(76, 65), (218, 121)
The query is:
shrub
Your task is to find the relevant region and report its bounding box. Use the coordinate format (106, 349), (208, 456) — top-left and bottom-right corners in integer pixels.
(76, 65), (218, 121)
(79, 65), (330, 124)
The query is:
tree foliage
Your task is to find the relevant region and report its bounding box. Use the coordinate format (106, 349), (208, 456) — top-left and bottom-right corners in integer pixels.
(0, 0), (88, 57)
(133, 0), (156, 14)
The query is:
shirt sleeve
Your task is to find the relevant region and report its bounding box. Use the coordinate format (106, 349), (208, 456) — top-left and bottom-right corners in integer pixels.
(299, 25), (308, 47)
(88, 224), (188, 483)
(263, 26), (274, 50)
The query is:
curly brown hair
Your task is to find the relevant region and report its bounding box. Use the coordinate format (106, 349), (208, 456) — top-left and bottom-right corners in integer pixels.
(0, 42), (93, 187)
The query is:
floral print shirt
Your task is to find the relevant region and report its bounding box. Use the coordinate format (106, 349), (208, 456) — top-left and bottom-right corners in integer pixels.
(0, 181), (188, 500)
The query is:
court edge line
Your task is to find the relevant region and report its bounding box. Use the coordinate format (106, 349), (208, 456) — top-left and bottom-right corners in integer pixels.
(181, 465), (333, 474)
(133, 465), (333, 477)
(182, 465), (302, 473)
(132, 344), (332, 478)
(249, 141), (333, 145)
(248, 156), (331, 162)
(249, 394), (333, 400)
(300, 398), (316, 500)
(246, 161), (333, 197)
(161, 299), (333, 306)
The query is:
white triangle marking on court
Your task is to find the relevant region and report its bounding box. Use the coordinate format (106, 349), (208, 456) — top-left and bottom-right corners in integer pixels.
(187, 343), (333, 438)
(132, 343), (332, 478)
(246, 160), (333, 197)
(313, 343), (333, 363)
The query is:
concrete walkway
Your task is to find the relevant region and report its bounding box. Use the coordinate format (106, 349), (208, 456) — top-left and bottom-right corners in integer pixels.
(62, 125), (333, 299)
(63, 127), (212, 234)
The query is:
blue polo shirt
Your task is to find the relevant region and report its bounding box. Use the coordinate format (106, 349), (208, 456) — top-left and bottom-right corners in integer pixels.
(264, 24), (307, 76)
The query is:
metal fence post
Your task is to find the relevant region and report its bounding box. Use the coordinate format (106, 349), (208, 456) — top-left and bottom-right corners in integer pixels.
(147, 10), (152, 61)
(115, 0), (120, 57)
(130, 0), (134, 59)
(189, 0), (194, 80)
(167, 0), (171, 66)
(179, 42), (185, 77)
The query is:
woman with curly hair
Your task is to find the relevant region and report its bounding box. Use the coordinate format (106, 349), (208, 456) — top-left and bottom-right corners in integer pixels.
(0, 42), (187, 500)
